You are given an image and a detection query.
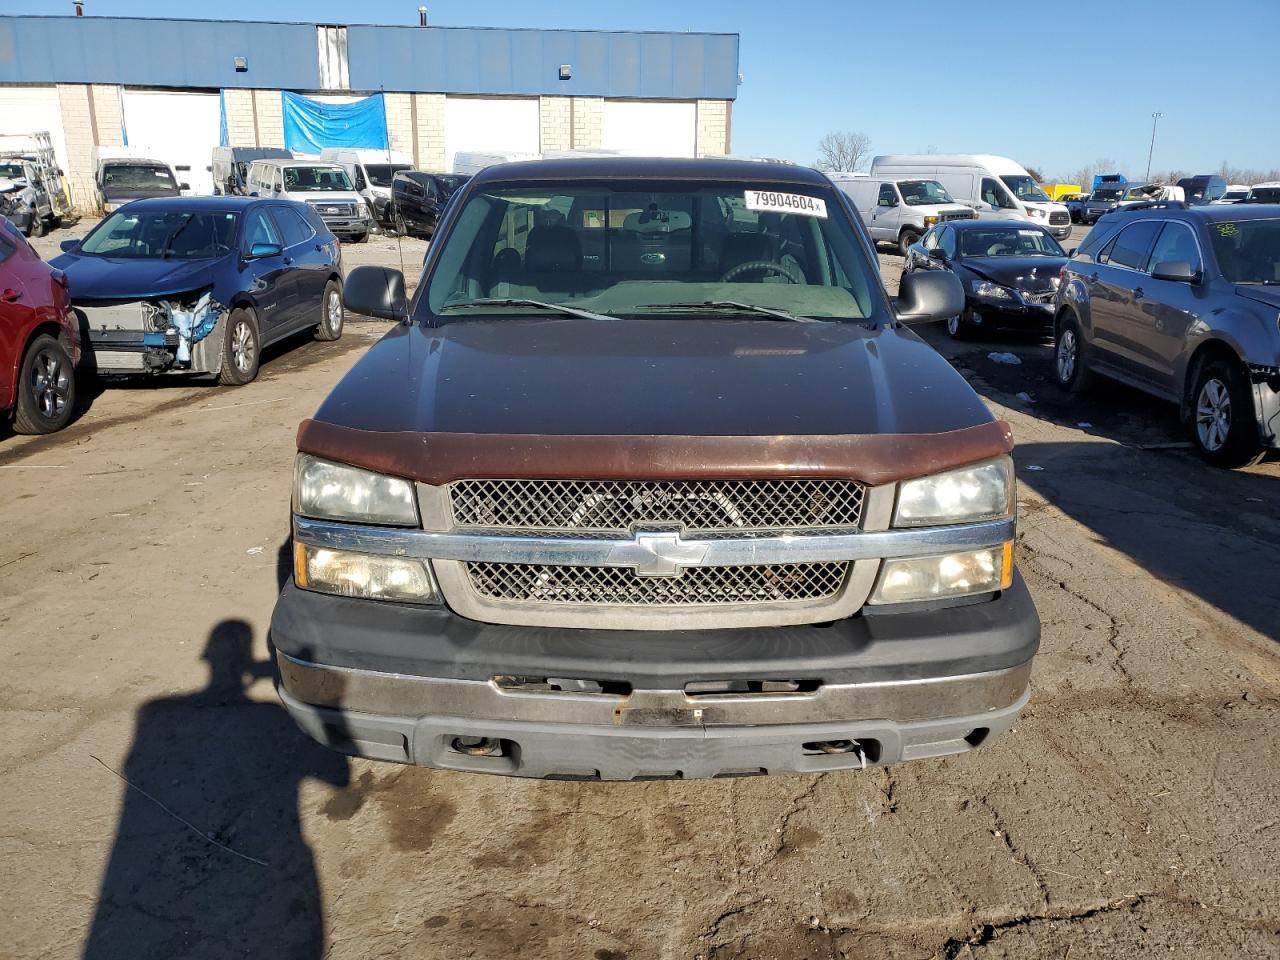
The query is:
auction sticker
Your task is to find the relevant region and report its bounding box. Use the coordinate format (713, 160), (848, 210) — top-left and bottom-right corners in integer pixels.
(744, 190), (827, 218)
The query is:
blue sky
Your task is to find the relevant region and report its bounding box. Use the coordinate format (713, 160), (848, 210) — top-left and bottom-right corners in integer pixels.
(11, 0), (1280, 177)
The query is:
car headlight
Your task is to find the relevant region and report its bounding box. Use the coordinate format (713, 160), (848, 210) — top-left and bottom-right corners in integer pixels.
(294, 542), (441, 603)
(357, 201), (371, 218)
(972, 280), (1014, 300)
(1027, 208), (1045, 219)
(894, 457), (1014, 527)
(294, 454), (419, 526)
(870, 543), (1013, 604)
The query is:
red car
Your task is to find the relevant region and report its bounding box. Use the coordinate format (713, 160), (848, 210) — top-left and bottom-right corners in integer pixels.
(1, 215), (79, 434)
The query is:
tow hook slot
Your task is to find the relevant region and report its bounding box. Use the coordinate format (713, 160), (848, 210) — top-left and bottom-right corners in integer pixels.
(684, 679), (820, 696)
(449, 736), (507, 758)
(802, 738), (881, 768)
(494, 675), (632, 696)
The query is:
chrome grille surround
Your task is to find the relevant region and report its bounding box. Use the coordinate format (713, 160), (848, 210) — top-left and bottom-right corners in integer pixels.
(466, 560), (850, 606)
(448, 478), (866, 534)
(1048, 211), (1070, 225)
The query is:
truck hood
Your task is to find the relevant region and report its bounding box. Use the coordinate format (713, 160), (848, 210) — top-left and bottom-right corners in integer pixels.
(101, 184), (181, 203)
(49, 252), (220, 302)
(1234, 285), (1280, 310)
(312, 316), (996, 438)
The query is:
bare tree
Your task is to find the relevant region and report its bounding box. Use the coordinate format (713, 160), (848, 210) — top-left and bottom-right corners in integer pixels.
(1024, 166), (1045, 182)
(815, 132), (872, 172)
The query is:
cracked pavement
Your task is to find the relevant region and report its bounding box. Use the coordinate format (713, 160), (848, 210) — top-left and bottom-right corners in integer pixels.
(0, 232), (1276, 959)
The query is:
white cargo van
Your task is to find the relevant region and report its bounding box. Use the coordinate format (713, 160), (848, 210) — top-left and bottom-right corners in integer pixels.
(869, 155), (1072, 241)
(319, 148), (412, 225)
(452, 151), (541, 177)
(829, 172), (976, 254)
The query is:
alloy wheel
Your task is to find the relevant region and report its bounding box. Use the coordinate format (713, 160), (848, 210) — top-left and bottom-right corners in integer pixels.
(1057, 329), (1077, 383)
(947, 315), (960, 337)
(30, 348), (70, 420)
(232, 319), (255, 373)
(1196, 378), (1231, 452)
(327, 289), (343, 335)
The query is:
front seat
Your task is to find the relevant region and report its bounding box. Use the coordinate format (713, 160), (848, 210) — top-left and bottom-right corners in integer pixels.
(719, 232), (777, 275)
(523, 225), (582, 291)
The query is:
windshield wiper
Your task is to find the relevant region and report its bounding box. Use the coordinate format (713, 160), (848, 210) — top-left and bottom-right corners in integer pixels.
(637, 300), (819, 323)
(439, 298), (618, 322)
(161, 213), (194, 260)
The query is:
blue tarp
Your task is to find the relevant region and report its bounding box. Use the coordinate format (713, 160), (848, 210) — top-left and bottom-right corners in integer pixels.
(281, 91), (388, 154)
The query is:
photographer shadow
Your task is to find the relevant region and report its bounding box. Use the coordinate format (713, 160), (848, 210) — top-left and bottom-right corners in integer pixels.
(82, 616), (349, 960)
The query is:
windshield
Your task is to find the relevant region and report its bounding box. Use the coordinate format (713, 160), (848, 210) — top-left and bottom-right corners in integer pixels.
(365, 164), (412, 188)
(284, 166), (353, 192)
(1246, 188), (1280, 203)
(1222, 190), (1249, 201)
(436, 175), (467, 197)
(959, 227), (1064, 258)
(1208, 219), (1280, 283)
(103, 164), (177, 190)
(0, 163), (26, 181)
(1092, 187), (1123, 200)
(423, 181), (882, 322)
(899, 179), (954, 206)
(1000, 175), (1051, 203)
(78, 209), (239, 260)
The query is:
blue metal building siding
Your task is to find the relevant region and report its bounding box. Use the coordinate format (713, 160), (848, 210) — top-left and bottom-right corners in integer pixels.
(0, 17), (320, 90)
(0, 17), (739, 100)
(344, 26), (739, 100)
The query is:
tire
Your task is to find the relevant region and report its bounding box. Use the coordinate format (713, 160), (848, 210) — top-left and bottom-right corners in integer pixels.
(314, 279), (344, 342)
(218, 308), (261, 386)
(1054, 313), (1093, 392)
(946, 310), (974, 341)
(352, 231), (369, 244)
(898, 229), (921, 257)
(28, 211), (46, 239)
(1189, 358), (1265, 468)
(13, 334), (75, 434)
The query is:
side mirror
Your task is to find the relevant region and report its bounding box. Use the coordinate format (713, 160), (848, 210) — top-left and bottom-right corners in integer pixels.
(344, 265), (408, 321)
(247, 241), (282, 259)
(1151, 260), (1198, 283)
(1066, 247), (1078, 258)
(895, 270), (965, 325)
(878, 198), (897, 208)
(928, 247), (948, 261)
(248, 191), (259, 198)
(179, 182), (191, 191)
(59, 238), (79, 253)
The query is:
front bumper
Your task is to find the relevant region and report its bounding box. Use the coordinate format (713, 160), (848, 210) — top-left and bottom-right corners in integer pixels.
(270, 572), (1039, 779)
(322, 216), (372, 238)
(1050, 224), (1072, 240)
(967, 295), (1056, 329)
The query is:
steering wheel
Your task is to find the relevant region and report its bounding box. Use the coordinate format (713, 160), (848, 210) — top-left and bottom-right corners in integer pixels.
(719, 259), (803, 284)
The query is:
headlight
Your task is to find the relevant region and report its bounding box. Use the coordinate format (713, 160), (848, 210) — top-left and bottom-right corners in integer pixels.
(972, 280), (1014, 300)
(295, 542), (441, 603)
(870, 543), (1013, 604)
(294, 454), (419, 526)
(1027, 208), (1045, 219)
(357, 201), (371, 218)
(894, 457), (1013, 526)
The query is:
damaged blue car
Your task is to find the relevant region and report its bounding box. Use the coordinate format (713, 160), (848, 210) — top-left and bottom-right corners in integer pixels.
(51, 196), (344, 385)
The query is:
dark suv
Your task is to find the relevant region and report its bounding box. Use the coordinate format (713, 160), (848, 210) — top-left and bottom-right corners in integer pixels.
(390, 171), (469, 238)
(1053, 204), (1280, 467)
(269, 158), (1040, 781)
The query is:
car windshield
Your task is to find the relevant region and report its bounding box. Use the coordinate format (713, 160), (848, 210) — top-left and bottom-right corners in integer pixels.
(284, 166), (353, 192)
(1000, 175), (1051, 203)
(103, 164), (177, 190)
(436, 175), (467, 197)
(365, 164), (412, 187)
(423, 180), (882, 322)
(78, 209), (239, 260)
(0, 162), (26, 180)
(899, 179), (954, 206)
(1092, 187), (1123, 200)
(1208, 219), (1280, 283)
(1246, 188), (1280, 203)
(959, 227), (1064, 258)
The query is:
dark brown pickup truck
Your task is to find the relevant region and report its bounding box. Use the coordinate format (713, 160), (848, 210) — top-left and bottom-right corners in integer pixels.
(271, 157), (1039, 780)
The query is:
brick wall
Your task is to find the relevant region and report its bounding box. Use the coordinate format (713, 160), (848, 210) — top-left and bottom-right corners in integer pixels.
(411, 93), (446, 171)
(570, 97), (603, 150)
(696, 99), (731, 157)
(220, 88), (256, 147)
(251, 90), (285, 148)
(55, 83), (126, 211)
(539, 96), (571, 152)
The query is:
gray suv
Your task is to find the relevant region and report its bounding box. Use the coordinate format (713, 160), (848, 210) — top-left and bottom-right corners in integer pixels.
(1053, 205), (1280, 467)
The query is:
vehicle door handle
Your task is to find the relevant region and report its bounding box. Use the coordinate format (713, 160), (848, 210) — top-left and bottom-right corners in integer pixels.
(0, 288), (21, 302)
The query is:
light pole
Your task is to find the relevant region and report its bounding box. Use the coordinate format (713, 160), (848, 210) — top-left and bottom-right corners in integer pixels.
(1145, 111), (1164, 181)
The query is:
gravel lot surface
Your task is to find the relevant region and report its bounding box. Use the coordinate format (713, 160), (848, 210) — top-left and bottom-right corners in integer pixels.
(1, 224), (1277, 960)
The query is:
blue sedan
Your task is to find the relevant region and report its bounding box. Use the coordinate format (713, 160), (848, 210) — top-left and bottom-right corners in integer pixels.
(52, 196), (344, 385)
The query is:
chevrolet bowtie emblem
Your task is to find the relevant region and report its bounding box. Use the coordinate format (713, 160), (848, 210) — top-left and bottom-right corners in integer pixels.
(607, 531), (709, 577)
